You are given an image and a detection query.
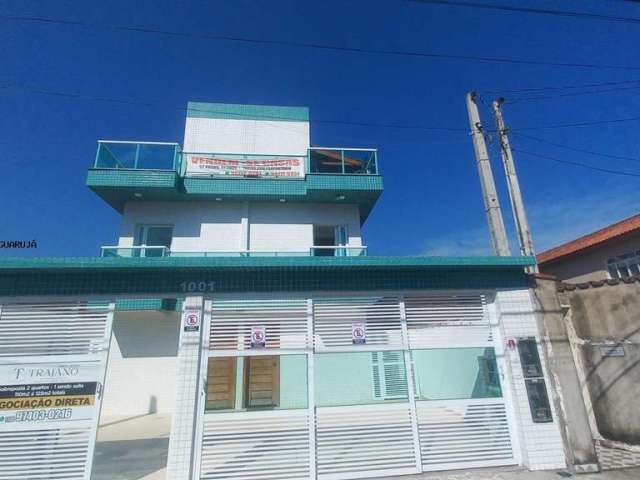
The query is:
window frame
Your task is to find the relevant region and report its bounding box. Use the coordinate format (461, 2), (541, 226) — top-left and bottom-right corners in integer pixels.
(606, 249), (640, 279)
(134, 224), (174, 256)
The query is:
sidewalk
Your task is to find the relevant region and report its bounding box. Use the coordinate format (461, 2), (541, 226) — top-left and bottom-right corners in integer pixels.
(91, 414), (170, 480)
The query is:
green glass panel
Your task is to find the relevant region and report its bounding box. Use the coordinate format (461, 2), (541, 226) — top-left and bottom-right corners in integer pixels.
(279, 355), (308, 409)
(411, 348), (502, 401)
(315, 351), (408, 407)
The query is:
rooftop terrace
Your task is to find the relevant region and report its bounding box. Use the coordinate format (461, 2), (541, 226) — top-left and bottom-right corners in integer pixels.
(87, 141), (383, 221)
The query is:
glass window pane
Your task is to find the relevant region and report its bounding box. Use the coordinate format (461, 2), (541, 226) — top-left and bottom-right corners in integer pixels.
(608, 266), (620, 279)
(412, 348), (502, 401)
(136, 226), (173, 257)
(146, 226), (173, 248)
(278, 355), (308, 409)
(315, 351), (408, 407)
(618, 264), (631, 278)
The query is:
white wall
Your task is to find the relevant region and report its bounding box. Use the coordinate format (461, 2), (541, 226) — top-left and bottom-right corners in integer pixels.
(249, 203), (362, 252)
(119, 201), (244, 251)
(102, 311), (180, 417)
(184, 117), (309, 155)
(119, 201), (363, 253)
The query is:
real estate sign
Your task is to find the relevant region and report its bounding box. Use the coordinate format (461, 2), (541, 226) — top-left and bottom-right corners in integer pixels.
(184, 154), (305, 178)
(0, 363), (102, 426)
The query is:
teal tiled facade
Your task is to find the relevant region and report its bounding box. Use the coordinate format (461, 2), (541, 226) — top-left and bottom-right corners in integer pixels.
(0, 256), (534, 297)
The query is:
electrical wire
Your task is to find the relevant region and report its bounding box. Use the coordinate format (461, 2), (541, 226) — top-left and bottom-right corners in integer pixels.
(509, 115), (640, 131)
(2, 14), (640, 71)
(513, 132), (640, 164)
(480, 78), (640, 95)
(513, 148), (640, 177)
(407, 0), (640, 25)
(504, 84), (640, 103)
(0, 83), (468, 132)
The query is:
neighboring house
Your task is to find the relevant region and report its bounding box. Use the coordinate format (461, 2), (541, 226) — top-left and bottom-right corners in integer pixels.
(538, 213), (640, 283)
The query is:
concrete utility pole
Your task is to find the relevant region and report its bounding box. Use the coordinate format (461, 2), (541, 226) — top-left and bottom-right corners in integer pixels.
(466, 92), (511, 256)
(492, 98), (538, 272)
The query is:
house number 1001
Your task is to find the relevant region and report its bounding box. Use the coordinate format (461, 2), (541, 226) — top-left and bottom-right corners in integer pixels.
(179, 281), (215, 293)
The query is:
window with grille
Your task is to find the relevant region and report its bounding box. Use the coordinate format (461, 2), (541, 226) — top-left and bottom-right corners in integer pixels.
(606, 250), (640, 279)
(372, 351), (409, 400)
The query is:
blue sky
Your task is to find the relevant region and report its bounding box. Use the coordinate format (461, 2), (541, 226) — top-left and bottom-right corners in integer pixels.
(1, 0), (639, 257)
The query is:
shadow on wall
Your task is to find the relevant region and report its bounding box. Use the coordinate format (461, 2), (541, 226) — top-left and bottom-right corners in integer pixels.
(113, 310), (180, 358)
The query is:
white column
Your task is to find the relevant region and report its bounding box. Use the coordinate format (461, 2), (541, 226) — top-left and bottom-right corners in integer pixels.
(496, 289), (567, 471)
(399, 296), (423, 473)
(167, 296), (205, 480)
(306, 299), (317, 479)
(240, 201), (250, 251)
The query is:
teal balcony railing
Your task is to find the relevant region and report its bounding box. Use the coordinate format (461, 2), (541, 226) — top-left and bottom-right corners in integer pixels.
(92, 141), (378, 176)
(100, 246), (368, 258)
(94, 141), (181, 171)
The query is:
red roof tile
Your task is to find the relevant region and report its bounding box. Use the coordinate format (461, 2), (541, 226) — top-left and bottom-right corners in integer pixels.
(538, 213), (640, 265)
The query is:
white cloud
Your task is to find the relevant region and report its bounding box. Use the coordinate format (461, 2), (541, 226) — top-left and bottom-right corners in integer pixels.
(528, 191), (639, 252)
(422, 190), (639, 256)
(422, 226), (493, 256)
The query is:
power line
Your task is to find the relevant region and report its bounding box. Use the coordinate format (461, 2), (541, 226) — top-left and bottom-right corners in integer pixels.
(513, 132), (640, 164)
(408, 0), (640, 25)
(5, 81), (640, 135)
(510, 115), (640, 131)
(2, 14), (640, 71)
(0, 83), (468, 132)
(504, 83), (640, 103)
(480, 78), (640, 95)
(513, 148), (640, 177)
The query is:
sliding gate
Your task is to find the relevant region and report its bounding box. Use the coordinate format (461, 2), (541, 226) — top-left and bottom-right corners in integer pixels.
(197, 293), (518, 480)
(0, 301), (114, 480)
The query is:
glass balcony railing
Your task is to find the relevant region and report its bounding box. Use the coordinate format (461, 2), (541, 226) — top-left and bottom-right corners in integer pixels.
(309, 246), (368, 257)
(308, 148), (378, 175)
(92, 141), (378, 176)
(94, 141), (181, 171)
(100, 246), (368, 258)
(101, 246), (169, 258)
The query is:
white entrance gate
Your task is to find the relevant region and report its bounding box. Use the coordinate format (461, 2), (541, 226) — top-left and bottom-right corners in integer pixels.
(0, 300), (114, 480)
(195, 292), (519, 480)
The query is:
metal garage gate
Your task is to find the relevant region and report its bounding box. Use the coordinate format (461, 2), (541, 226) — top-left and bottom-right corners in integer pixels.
(0, 301), (114, 480)
(196, 293), (519, 480)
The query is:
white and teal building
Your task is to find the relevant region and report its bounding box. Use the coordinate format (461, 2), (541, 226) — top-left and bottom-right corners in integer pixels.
(0, 103), (568, 479)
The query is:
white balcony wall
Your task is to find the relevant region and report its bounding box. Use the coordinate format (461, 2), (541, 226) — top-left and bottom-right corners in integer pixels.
(119, 201), (245, 252)
(184, 117), (309, 155)
(249, 203), (362, 252)
(118, 201), (362, 253)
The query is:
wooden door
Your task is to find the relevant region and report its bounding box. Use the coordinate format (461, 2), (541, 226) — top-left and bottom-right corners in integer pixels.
(206, 357), (237, 410)
(245, 356), (280, 408)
